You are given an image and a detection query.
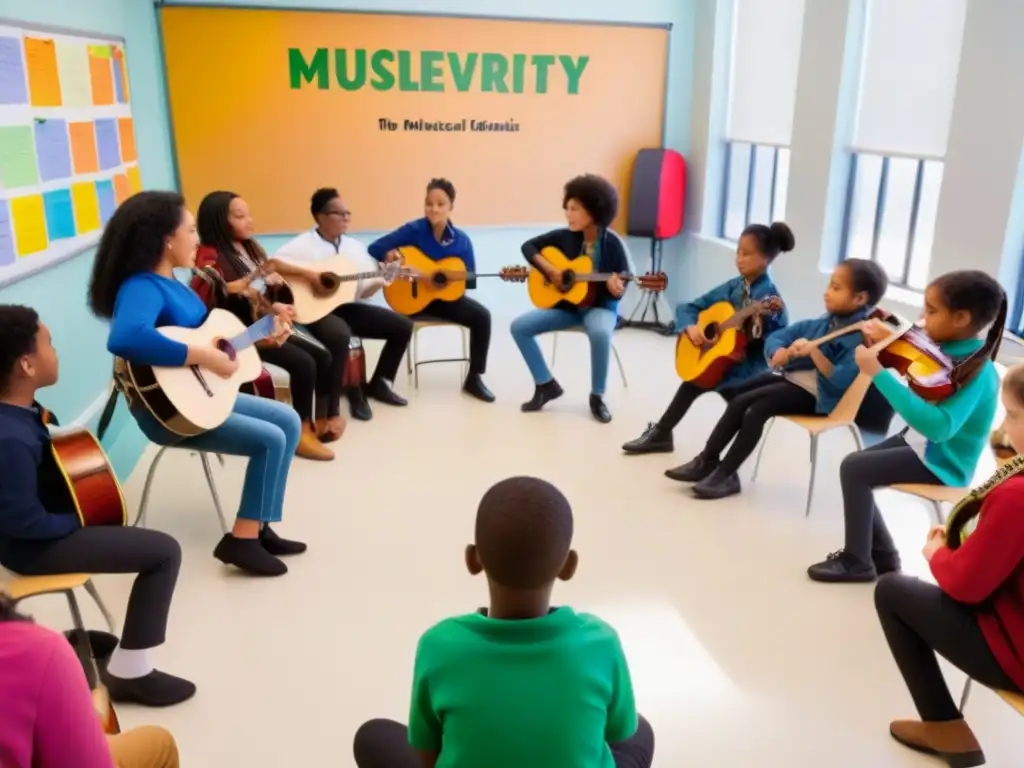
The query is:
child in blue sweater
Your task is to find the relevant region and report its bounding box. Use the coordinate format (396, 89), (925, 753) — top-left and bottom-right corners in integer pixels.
(671, 258), (889, 501)
(808, 270), (1005, 583)
(87, 191), (305, 578)
(623, 221), (793, 454)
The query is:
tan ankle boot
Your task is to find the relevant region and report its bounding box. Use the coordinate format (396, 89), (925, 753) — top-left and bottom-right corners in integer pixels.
(297, 422), (334, 461)
(889, 718), (985, 767)
(315, 415), (347, 444)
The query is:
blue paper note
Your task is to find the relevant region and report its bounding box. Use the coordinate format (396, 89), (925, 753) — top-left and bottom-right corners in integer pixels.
(0, 37), (28, 105)
(33, 119), (72, 182)
(0, 200), (14, 267)
(43, 188), (75, 241)
(113, 55), (126, 103)
(95, 119), (120, 170)
(96, 179), (116, 224)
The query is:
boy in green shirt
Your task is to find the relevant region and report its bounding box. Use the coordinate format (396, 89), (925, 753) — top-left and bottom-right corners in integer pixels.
(352, 476), (655, 768)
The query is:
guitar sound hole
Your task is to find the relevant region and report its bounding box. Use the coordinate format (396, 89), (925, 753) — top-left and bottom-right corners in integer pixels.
(432, 272), (448, 288)
(702, 323), (718, 345)
(215, 338), (238, 362)
(559, 270), (575, 291)
(319, 273), (341, 291)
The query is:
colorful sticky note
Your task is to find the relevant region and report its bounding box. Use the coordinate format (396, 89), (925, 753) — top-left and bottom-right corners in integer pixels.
(55, 40), (91, 107)
(24, 37), (61, 107)
(95, 179), (116, 225)
(88, 51), (114, 105)
(68, 122), (99, 174)
(113, 174), (130, 204)
(0, 125), (39, 188)
(34, 119), (72, 182)
(87, 44), (112, 59)
(0, 37), (28, 105)
(10, 194), (48, 256)
(0, 200), (14, 267)
(117, 118), (137, 163)
(94, 119), (120, 170)
(42, 189), (75, 241)
(112, 47), (128, 104)
(126, 164), (142, 193)
(71, 181), (101, 233)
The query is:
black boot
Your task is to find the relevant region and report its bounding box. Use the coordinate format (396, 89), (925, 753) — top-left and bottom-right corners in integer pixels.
(463, 373), (495, 402)
(665, 453), (718, 483)
(213, 535), (287, 576)
(365, 377), (407, 407)
(521, 380), (564, 412)
(622, 423), (674, 454)
(589, 394), (611, 424)
(347, 387), (372, 421)
(692, 467), (741, 499)
(806, 550), (877, 583)
(260, 525), (307, 556)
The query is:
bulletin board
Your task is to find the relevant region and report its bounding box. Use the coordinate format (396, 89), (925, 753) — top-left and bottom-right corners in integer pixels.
(0, 21), (142, 287)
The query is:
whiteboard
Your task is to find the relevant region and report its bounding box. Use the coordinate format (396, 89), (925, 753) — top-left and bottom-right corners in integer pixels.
(0, 21), (142, 287)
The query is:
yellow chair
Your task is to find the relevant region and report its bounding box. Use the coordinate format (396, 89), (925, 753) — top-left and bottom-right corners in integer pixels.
(549, 328), (628, 388)
(750, 373), (873, 516)
(889, 483), (969, 525)
(4, 572), (116, 634)
(959, 677), (1024, 716)
(405, 319), (469, 389)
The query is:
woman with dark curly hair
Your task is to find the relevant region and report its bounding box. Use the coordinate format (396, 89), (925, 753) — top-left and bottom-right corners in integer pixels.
(367, 178), (494, 402)
(510, 174), (629, 423)
(88, 191), (306, 578)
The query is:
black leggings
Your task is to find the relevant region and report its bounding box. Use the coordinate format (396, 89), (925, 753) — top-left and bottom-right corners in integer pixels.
(701, 373), (817, 474)
(9, 527), (181, 650)
(328, 303), (414, 384)
(411, 296), (492, 375)
(875, 573), (1020, 721)
(352, 715), (655, 768)
(840, 434), (940, 566)
(259, 334), (335, 422)
(656, 381), (737, 432)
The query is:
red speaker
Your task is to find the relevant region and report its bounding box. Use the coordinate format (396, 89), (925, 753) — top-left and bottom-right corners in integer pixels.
(626, 148), (686, 239)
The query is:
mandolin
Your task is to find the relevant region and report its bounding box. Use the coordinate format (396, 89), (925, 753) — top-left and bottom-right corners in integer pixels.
(116, 310), (276, 441)
(384, 246), (529, 315)
(526, 246), (668, 310)
(47, 427), (128, 528)
(868, 309), (961, 402)
(271, 257), (403, 323)
(675, 296), (784, 386)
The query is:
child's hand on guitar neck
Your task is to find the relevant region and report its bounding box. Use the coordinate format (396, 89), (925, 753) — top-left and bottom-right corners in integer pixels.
(190, 343), (239, 379)
(787, 338), (813, 358)
(606, 273), (626, 298)
(861, 318), (893, 345)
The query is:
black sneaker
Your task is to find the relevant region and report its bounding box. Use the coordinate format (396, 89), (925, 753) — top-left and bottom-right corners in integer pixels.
(347, 388), (373, 421)
(213, 535), (287, 576)
(692, 468), (741, 500)
(365, 378), (407, 407)
(521, 380), (564, 412)
(260, 525), (307, 556)
(665, 454), (719, 483)
(463, 373), (495, 403)
(622, 423), (674, 454)
(807, 550), (877, 583)
(589, 395), (611, 424)
(101, 668), (197, 707)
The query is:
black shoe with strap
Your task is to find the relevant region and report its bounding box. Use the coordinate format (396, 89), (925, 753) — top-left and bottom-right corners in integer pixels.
(589, 395), (611, 424)
(622, 423), (674, 454)
(807, 550), (877, 583)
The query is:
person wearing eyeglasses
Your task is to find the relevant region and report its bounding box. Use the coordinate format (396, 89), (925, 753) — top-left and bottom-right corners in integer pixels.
(275, 188), (413, 421)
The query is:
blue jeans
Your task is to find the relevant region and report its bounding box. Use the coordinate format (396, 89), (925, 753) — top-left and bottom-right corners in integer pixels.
(510, 306), (617, 396)
(178, 394), (301, 524)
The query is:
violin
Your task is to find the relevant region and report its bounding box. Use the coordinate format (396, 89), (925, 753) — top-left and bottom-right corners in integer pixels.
(867, 309), (962, 402)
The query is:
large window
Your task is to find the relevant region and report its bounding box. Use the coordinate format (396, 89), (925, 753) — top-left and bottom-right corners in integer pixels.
(721, 143), (790, 241)
(841, 154), (943, 290)
(719, 0), (805, 239)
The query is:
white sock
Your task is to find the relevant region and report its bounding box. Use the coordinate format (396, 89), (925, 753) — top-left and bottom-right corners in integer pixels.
(106, 646), (153, 680)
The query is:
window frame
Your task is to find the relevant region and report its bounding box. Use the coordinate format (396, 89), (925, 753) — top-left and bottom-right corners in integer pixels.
(718, 141), (790, 241)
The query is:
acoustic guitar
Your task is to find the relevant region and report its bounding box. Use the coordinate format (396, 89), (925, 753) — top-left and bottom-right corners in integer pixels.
(117, 310), (277, 441)
(675, 297), (785, 386)
(526, 246), (668, 310)
(48, 428), (128, 527)
(272, 257), (403, 323)
(67, 628), (121, 735)
(384, 246), (528, 315)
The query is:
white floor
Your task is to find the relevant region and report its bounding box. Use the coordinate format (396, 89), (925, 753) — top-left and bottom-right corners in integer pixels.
(22, 322), (1023, 766)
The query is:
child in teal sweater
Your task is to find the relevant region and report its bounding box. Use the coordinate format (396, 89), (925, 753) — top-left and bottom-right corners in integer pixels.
(808, 270), (1006, 583)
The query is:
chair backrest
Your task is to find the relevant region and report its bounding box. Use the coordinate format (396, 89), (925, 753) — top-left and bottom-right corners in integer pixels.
(998, 689), (1024, 715)
(829, 373), (872, 423)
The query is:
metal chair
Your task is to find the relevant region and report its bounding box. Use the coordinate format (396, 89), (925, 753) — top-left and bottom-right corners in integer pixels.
(135, 449), (229, 534)
(959, 677), (1024, 716)
(750, 374), (873, 516)
(888, 483), (969, 525)
(4, 571), (117, 634)
(406, 319), (469, 388)
(549, 328), (628, 388)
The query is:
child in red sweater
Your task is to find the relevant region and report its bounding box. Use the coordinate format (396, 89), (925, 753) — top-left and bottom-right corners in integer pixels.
(874, 363), (1024, 768)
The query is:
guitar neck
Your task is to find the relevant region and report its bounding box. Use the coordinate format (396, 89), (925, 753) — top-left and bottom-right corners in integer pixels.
(577, 272), (632, 283)
(718, 304), (769, 333)
(808, 320), (869, 350)
(227, 314), (278, 352)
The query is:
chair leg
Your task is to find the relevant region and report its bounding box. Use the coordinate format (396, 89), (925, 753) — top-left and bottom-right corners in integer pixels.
(932, 501), (945, 526)
(806, 434), (820, 517)
(83, 579), (117, 634)
(64, 588), (87, 633)
(959, 677), (974, 712)
(198, 452), (230, 534)
(612, 343), (627, 388)
(849, 424), (865, 451)
(551, 333), (559, 368)
(750, 419), (775, 483)
(133, 445), (170, 528)
(413, 328), (421, 389)
(461, 327), (469, 379)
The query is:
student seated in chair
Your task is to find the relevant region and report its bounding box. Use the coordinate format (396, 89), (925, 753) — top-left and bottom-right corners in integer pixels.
(352, 476), (655, 768)
(0, 305), (193, 707)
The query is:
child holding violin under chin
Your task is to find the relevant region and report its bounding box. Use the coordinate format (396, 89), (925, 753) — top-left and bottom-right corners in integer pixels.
(807, 270), (1007, 584)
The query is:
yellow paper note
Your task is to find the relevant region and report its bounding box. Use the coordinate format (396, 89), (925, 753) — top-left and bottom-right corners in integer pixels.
(71, 182), (101, 233)
(55, 40), (91, 107)
(10, 195), (48, 256)
(87, 44), (112, 59)
(126, 165), (142, 194)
